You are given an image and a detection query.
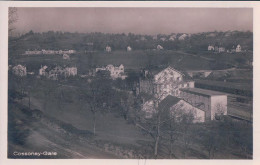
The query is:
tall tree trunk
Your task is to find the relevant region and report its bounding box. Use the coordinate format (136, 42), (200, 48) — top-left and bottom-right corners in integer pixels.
(28, 91), (31, 109)
(154, 134), (159, 157)
(154, 115), (160, 157)
(93, 112), (96, 136)
(169, 121), (174, 158)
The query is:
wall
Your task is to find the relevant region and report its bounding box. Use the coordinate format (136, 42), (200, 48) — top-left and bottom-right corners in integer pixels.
(179, 90), (211, 121)
(170, 100), (205, 123)
(210, 95), (228, 120)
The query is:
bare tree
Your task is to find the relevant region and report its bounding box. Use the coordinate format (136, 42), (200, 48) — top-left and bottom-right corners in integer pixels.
(80, 73), (112, 136)
(136, 86), (168, 158)
(8, 7), (18, 35)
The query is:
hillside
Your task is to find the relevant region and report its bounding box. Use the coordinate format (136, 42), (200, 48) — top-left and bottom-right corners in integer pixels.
(9, 31), (253, 53)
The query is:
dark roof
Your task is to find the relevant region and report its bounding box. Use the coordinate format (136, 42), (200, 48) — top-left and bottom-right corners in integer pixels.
(180, 88), (227, 97)
(158, 95), (180, 111)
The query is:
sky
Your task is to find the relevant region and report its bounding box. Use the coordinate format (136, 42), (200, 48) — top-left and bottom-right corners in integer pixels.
(13, 8), (253, 35)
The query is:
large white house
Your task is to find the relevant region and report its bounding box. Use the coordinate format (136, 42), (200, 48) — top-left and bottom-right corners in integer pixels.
(138, 66), (194, 100)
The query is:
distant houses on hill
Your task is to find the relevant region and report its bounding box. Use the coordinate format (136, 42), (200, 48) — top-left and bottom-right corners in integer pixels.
(208, 44), (242, 53)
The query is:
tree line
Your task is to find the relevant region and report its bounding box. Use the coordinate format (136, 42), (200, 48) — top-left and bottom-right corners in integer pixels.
(11, 30), (253, 52)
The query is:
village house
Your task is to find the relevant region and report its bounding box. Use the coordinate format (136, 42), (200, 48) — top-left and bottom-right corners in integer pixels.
(64, 67), (77, 77)
(105, 46), (112, 52)
(178, 34), (188, 40)
(208, 45), (215, 51)
(127, 46), (132, 52)
(48, 66), (64, 80)
(236, 44), (242, 52)
(96, 64), (127, 80)
(39, 65), (48, 76)
(157, 45), (164, 50)
(218, 47), (226, 53)
(169, 34), (176, 41)
(12, 65), (27, 77)
(63, 54), (70, 60)
(179, 88), (227, 121)
(209, 45), (225, 53)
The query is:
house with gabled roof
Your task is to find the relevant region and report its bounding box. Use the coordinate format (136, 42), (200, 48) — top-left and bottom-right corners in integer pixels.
(138, 66), (194, 100)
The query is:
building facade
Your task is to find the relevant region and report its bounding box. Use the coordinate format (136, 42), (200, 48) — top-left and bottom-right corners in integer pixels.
(179, 88), (227, 121)
(138, 66), (194, 100)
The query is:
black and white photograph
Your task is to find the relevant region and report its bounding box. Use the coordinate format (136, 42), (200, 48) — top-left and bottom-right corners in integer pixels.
(4, 4), (255, 160)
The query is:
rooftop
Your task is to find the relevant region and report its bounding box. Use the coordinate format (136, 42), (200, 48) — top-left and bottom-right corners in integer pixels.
(158, 95), (181, 111)
(180, 88), (227, 97)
